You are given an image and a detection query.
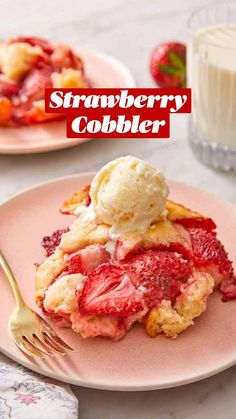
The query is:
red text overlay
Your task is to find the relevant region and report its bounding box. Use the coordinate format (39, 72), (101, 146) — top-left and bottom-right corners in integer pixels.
(45, 88), (191, 138)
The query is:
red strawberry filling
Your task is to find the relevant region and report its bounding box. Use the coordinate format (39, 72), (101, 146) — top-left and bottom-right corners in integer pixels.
(40, 210), (236, 337)
(78, 250), (191, 318)
(122, 250), (192, 308)
(75, 224), (236, 319)
(41, 228), (69, 256)
(19, 64), (53, 102)
(187, 227), (236, 300)
(0, 78), (20, 98)
(51, 45), (83, 72)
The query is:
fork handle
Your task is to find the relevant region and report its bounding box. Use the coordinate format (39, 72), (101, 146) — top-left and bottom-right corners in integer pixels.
(0, 250), (26, 308)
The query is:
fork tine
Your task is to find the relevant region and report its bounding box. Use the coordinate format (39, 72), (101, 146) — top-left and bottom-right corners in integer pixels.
(23, 336), (54, 357)
(20, 341), (43, 358)
(33, 333), (66, 355)
(13, 337), (44, 359)
(38, 315), (73, 350)
(42, 329), (73, 351)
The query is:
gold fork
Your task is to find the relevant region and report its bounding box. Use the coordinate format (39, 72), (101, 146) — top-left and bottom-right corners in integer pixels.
(0, 249), (73, 358)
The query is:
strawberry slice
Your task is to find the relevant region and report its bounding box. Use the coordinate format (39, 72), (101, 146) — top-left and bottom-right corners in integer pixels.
(51, 45), (83, 71)
(67, 245), (110, 275)
(188, 227), (236, 300)
(41, 228), (69, 256)
(150, 42), (186, 88)
(122, 250), (192, 308)
(79, 264), (145, 318)
(19, 64), (53, 102)
(175, 217), (216, 232)
(9, 36), (54, 55)
(0, 78), (19, 98)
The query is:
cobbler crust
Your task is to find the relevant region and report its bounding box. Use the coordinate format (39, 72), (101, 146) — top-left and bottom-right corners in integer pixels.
(35, 250), (66, 302)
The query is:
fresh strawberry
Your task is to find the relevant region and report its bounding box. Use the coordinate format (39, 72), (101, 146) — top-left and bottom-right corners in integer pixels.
(0, 78), (20, 98)
(122, 250), (192, 308)
(79, 264), (145, 318)
(67, 245), (110, 275)
(188, 227), (236, 300)
(150, 42), (186, 88)
(9, 36), (54, 55)
(41, 228), (69, 256)
(19, 64), (53, 101)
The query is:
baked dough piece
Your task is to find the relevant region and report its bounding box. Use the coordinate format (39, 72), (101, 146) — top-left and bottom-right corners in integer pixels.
(145, 271), (214, 338)
(35, 250), (66, 303)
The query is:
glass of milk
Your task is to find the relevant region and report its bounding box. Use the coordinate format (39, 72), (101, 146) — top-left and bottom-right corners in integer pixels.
(187, 2), (236, 170)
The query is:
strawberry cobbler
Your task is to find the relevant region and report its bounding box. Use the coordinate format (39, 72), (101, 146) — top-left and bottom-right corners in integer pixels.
(0, 36), (88, 126)
(35, 157), (236, 341)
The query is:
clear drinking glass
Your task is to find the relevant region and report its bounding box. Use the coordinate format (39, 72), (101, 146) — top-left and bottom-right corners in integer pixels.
(187, 1), (236, 171)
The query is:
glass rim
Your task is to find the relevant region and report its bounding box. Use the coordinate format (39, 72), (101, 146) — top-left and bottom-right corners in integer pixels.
(187, 0), (236, 49)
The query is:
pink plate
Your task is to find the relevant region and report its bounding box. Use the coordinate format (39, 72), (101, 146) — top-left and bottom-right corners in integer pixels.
(0, 49), (135, 155)
(0, 174), (236, 391)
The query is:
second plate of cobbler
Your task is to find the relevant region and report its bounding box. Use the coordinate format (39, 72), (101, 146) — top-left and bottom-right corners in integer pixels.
(0, 36), (135, 154)
(1, 156), (236, 390)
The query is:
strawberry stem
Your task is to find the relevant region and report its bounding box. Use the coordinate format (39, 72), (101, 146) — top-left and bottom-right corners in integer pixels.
(169, 52), (186, 72)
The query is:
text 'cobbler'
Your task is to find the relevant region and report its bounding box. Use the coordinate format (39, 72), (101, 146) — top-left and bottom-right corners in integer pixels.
(45, 88), (191, 138)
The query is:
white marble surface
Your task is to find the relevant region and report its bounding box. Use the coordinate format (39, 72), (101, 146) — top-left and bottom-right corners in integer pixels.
(1, 0), (236, 418)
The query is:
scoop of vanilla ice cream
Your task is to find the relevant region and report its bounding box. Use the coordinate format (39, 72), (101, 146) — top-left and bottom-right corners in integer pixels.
(89, 156), (169, 234)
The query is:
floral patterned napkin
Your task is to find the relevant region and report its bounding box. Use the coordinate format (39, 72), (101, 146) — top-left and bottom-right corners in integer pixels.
(0, 353), (78, 419)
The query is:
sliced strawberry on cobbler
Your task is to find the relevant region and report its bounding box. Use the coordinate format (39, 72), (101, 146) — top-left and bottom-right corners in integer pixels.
(0, 77), (20, 98)
(122, 250), (192, 308)
(67, 245), (110, 275)
(77, 250), (192, 322)
(79, 264), (145, 318)
(187, 227), (236, 301)
(51, 44), (84, 72)
(19, 64), (53, 101)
